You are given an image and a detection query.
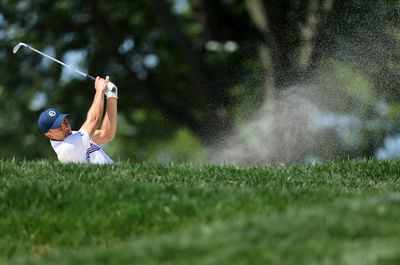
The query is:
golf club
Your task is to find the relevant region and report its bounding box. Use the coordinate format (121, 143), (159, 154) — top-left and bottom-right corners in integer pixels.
(13, 42), (96, 81)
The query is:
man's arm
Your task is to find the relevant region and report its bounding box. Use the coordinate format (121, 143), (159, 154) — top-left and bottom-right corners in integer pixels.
(80, 77), (108, 138)
(91, 97), (117, 145)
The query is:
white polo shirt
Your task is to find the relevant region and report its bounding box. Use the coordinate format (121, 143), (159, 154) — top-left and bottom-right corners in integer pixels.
(50, 129), (113, 164)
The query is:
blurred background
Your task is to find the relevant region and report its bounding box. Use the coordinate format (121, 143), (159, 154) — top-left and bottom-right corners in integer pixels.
(0, 0), (400, 165)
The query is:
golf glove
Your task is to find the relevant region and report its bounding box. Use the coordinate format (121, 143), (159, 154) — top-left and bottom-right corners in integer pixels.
(105, 76), (118, 99)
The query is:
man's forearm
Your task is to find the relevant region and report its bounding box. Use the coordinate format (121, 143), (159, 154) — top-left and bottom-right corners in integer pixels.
(80, 77), (108, 137)
(87, 90), (105, 125)
(101, 98), (117, 139)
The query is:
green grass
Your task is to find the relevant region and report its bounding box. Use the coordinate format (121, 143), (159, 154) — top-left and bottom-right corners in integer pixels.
(0, 160), (400, 264)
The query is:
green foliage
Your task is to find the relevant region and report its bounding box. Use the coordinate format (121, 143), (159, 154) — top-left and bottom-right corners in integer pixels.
(312, 58), (396, 159)
(314, 59), (378, 115)
(0, 0), (260, 162)
(1, 0), (400, 163)
(0, 160), (400, 264)
(147, 127), (207, 163)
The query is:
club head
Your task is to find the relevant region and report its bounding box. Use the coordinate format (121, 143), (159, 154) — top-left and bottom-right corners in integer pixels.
(13, 42), (28, 54)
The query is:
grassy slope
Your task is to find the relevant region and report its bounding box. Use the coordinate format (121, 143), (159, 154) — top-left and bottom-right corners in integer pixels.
(0, 160), (399, 264)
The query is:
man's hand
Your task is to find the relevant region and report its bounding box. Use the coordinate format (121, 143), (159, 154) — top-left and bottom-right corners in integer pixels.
(105, 76), (118, 99)
(95, 76), (108, 94)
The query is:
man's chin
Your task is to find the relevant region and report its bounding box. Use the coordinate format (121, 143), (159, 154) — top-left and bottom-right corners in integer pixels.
(63, 129), (72, 137)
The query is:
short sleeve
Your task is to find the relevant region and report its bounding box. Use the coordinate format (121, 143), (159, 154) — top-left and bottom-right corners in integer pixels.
(64, 130), (90, 149)
(78, 129), (91, 148)
(57, 131), (91, 163)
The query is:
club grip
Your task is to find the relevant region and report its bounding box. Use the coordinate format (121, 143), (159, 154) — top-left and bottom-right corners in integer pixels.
(87, 75), (96, 81)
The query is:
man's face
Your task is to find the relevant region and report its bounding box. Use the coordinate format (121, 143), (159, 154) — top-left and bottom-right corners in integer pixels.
(44, 118), (72, 140)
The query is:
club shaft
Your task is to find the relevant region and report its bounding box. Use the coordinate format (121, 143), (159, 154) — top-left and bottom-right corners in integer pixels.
(24, 44), (95, 81)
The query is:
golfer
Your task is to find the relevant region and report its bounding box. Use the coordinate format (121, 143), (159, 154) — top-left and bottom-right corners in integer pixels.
(38, 76), (117, 164)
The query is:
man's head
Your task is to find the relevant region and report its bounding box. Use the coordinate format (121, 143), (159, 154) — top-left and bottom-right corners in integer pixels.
(38, 108), (71, 140)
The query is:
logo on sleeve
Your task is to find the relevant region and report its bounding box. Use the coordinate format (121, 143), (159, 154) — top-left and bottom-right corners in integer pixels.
(49, 110), (56, 117)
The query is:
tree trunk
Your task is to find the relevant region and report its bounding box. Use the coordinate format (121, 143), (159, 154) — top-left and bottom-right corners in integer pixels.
(244, 0), (336, 164)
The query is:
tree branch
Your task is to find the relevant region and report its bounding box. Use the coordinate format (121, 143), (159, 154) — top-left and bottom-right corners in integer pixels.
(298, 0), (335, 72)
(304, 0), (337, 76)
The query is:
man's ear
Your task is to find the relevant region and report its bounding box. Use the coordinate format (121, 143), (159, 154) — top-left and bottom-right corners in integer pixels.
(44, 131), (53, 139)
